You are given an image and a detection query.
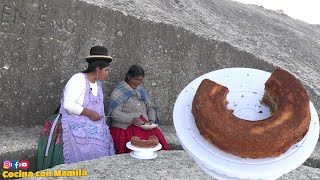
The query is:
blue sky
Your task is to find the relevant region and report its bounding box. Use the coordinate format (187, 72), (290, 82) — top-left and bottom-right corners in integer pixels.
(233, 0), (320, 24)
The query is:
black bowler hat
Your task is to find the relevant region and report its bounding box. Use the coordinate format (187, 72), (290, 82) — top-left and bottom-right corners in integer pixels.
(85, 46), (113, 63)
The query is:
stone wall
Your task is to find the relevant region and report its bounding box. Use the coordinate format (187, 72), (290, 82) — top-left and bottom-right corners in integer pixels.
(1, 0), (319, 126)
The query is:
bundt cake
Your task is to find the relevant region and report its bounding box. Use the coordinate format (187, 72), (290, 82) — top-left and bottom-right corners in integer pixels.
(131, 136), (159, 148)
(192, 68), (311, 159)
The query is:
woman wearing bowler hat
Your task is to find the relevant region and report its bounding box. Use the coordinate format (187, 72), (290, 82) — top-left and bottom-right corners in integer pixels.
(60, 46), (115, 163)
(37, 46), (115, 169)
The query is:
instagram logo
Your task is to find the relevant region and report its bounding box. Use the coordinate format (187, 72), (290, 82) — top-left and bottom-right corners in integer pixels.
(2, 160), (11, 169)
(20, 160), (29, 169)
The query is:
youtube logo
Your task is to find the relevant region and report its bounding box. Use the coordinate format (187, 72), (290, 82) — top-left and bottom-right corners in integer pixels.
(20, 160), (29, 169)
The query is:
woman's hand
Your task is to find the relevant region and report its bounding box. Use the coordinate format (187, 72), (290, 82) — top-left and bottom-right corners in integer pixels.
(88, 111), (102, 121)
(132, 118), (144, 126)
(81, 108), (102, 121)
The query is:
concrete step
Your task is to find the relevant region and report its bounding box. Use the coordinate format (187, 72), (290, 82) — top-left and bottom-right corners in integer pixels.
(18, 150), (213, 180)
(15, 151), (320, 180)
(158, 125), (182, 150)
(1, 125), (319, 179)
(0, 126), (41, 172)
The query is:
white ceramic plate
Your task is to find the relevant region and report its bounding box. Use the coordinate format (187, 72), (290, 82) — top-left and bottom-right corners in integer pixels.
(173, 68), (319, 180)
(140, 123), (158, 130)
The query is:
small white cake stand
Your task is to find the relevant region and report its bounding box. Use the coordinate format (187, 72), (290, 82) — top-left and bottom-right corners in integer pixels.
(126, 142), (162, 160)
(173, 68), (319, 180)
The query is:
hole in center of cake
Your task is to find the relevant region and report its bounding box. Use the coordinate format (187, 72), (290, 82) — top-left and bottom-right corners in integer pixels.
(226, 91), (272, 121)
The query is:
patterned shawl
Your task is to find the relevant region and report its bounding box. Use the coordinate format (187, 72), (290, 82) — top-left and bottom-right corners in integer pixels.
(107, 81), (151, 115)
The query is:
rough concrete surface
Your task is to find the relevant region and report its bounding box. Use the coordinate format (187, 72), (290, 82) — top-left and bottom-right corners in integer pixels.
(0, 126), (41, 175)
(18, 151), (213, 180)
(304, 141), (320, 168)
(1, 126), (319, 179)
(1, 0), (320, 126)
(14, 151), (320, 180)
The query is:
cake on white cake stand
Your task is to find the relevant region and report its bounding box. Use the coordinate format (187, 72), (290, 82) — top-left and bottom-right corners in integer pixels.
(126, 142), (162, 160)
(173, 68), (319, 180)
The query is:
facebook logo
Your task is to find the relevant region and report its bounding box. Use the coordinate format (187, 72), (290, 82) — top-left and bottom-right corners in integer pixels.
(11, 160), (20, 169)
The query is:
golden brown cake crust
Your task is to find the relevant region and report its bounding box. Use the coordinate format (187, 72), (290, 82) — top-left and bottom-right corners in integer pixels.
(131, 136), (159, 148)
(192, 68), (311, 159)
